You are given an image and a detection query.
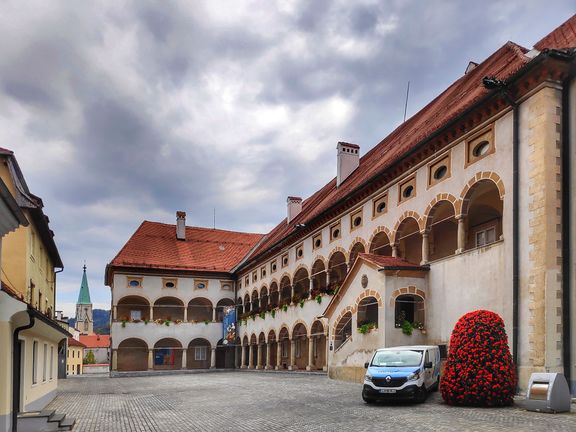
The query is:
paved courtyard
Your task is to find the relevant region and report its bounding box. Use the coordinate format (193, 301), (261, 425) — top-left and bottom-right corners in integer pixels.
(48, 371), (575, 432)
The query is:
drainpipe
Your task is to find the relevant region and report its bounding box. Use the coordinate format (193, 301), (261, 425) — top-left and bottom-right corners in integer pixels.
(561, 75), (572, 389)
(53, 268), (63, 319)
(12, 309), (35, 432)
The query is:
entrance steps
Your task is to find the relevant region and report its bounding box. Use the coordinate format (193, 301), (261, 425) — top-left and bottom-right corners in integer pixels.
(17, 409), (75, 431)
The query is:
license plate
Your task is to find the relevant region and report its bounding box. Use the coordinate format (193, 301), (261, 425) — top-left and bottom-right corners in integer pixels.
(379, 389), (396, 394)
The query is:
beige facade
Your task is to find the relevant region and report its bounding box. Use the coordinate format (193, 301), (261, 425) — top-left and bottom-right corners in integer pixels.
(67, 345), (84, 376)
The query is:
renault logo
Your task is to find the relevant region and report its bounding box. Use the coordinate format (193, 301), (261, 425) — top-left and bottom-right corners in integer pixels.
(385, 376), (392, 383)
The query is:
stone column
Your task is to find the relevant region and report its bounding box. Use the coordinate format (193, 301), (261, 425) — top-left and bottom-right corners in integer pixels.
(421, 231), (429, 265)
(456, 216), (466, 253)
(147, 349), (154, 370)
(248, 345), (254, 369)
(183, 307), (188, 322)
(265, 343), (271, 369)
(256, 344), (262, 369)
(212, 308), (216, 322)
(306, 337), (314, 371)
(291, 285), (295, 302)
(276, 342), (282, 370)
(111, 349), (118, 371)
(392, 245), (399, 257)
(240, 345), (246, 368)
(210, 348), (216, 369)
(289, 339), (296, 370)
(149, 306), (154, 321)
(181, 349), (187, 370)
(309, 278), (314, 298)
(113, 305), (117, 321)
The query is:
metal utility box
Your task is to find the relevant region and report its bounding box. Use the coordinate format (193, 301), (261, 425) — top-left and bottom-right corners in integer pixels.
(525, 373), (571, 413)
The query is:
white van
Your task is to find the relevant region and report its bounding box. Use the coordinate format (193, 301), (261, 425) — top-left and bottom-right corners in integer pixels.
(362, 345), (441, 403)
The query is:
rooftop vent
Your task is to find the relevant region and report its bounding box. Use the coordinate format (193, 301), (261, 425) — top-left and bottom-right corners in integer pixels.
(287, 196), (302, 224)
(336, 142), (360, 187)
(176, 211), (186, 240)
(465, 61), (478, 74)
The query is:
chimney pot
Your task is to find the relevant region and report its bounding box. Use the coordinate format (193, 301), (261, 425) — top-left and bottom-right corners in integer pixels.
(336, 142), (360, 187)
(176, 211), (186, 240)
(286, 196), (302, 224)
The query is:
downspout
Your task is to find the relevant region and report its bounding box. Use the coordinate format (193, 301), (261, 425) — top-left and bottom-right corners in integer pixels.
(12, 309), (35, 432)
(53, 267), (63, 319)
(561, 74), (572, 389)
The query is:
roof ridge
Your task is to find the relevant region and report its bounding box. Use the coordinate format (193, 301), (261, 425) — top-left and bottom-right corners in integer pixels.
(142, 220), (263, 237)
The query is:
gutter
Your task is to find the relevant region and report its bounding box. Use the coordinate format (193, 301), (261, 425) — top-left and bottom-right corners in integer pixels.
(12, 310), (34, 432)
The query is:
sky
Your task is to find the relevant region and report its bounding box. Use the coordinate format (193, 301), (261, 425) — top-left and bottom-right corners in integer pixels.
(0, 1), (573, 317)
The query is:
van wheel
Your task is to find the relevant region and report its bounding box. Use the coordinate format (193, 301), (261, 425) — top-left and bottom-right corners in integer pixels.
(415, 386), (428, 403)
(362, 395), (375, 404)
(431, 377), (440, 392)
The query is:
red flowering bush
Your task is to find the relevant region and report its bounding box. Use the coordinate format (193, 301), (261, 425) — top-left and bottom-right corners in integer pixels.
(441, 310), (516, 406)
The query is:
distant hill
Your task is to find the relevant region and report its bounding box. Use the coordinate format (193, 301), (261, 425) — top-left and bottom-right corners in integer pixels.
(68, 309), (110, 335)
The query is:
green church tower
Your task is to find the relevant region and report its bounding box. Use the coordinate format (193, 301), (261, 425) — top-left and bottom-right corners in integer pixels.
(75, 265), (93, 335)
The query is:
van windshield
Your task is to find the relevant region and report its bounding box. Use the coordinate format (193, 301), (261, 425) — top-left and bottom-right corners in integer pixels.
(371, 350), (423, 367)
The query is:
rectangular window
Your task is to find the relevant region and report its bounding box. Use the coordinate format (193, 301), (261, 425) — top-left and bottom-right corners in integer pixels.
(50, 346), (53, 380)
(32, 341), (38, 384)
(195, 346), (207, 361)
(43, 343), (47, 381)
(281, 341), (288, 358)
(476, 227), (496, 247)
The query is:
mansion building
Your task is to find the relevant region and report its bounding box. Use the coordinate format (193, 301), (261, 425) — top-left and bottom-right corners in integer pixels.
(106, 16), (576, 394)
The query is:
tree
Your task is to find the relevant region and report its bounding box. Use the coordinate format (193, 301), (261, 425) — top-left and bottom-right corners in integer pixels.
(441, 310), (516, 406)
(84, 350), (96, 365)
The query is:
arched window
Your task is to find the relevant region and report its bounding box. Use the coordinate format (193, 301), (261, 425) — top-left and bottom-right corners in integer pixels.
(117, 338), (148, 372)
(349, 242), (365, 267)
(394, 294), (425, 328)
(395, 217), (422, 264)
(311, 259), (327, 296)
(215, 298), (235, 322)
(357, 297), (378, 328)
(328, 252), (347, 292)
(293, 268), (310, 301)
(187, 298), (212, 322)
(426, 201), (457, 261)
(153, 297), (184, 321)
(187, 338), (211, 369)
(251, 290), (260, 313)
(260, 287), (269, 310)
(269, 282), (279, 308)
(463, 180), (503, 250)
(334, 312), (352, 350)
(369, 232), (392, 256)
(117, 296), (150, 322)
(244, 294), (251, 313)
(154, 338), (182, 370)
(280, 276), (291, 306)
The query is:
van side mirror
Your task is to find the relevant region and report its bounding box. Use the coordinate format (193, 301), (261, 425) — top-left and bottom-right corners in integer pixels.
(364, 362), (369, 369)
(424, 361), (433, 369)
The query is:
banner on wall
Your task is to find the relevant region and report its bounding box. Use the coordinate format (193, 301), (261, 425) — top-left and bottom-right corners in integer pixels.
(222, 306), (236, 345)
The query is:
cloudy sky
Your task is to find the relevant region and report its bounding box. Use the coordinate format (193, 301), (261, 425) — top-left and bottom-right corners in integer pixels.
(0, 1), (573, 317)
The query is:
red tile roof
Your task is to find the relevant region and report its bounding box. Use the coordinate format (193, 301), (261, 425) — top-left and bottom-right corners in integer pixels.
(358, 253), (429, 270)
(244, 41), (531, 265)
(68, 337), (87, 348)
(79, 334), (110, 348)
(534, 14), (576, 51)
(109, 221), (264, 273)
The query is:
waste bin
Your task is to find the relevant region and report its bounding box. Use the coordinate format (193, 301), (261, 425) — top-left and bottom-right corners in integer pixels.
(525, 373), (571, 413)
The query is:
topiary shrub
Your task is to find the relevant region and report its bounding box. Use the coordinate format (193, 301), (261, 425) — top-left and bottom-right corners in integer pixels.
(441, 310), (516, 407)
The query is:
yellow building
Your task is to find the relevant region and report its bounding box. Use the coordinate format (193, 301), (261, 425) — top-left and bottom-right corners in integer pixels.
(66, 338), (85, 376)
(0, 147), (69, 432)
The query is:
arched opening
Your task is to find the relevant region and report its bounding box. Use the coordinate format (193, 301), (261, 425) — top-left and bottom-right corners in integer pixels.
(258, 332), (267, 368)
(269, 282), (279, 308)
(216, 338), (235, 369)
(278, 327), (290, 369)
(369, 232), (392, 256)
(310, 320), (326, 370)
(117, 338), (148, 371)
(349, 242), (365, 267)
(250, 334), (258, 368)
(244, 294), (251, 314)
(117, 296), (150, 322)
(292, 323), (308, 370)
(215, 298), (235, 322)
(328, 251), (347, 293)
(268, 330), (277, 368)
(187, 338), (211, 369)
(334, 312), (352, 350)
(187, 298), (213, 322)
(394, 294), (425, 328)
(242, 335), (249, 366)
(251, 290), (260, 314)
(153, 297), (184, 321)
(427, 201), (458, 261)
(311, 259), (327, 296)
(357, 297), (379, 329)
(236, 297), (244, 316)
(280, 276), (291, 306)
(463, 180), (503, 250)
(260, 287), (269, 311)
(154, 338), (182, 370)
(395, 217), (422, 264)
(293, 268), (310, 302)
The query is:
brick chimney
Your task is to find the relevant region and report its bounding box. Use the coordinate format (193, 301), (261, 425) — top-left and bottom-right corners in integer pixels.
(176, 211), (186, 240)
(336, 142), (360, 187)
(287, 196), (302, 224)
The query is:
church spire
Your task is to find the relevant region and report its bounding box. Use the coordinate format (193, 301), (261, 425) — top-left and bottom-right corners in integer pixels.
(77, 264), (92, 304)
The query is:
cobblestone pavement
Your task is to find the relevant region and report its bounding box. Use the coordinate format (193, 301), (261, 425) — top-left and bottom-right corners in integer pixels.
(48, 371), (575, 432)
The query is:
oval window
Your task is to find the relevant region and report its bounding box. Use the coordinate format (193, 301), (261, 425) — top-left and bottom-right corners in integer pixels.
(297, 249), (303, 257)
(129, 280), (140, 287)
(332, 228), (340, 239)
(433, 165), (448, 180)
(353, 216), (362, 227)
(376, 201), (386, 213)
(403, 185), (414, 198)
(473, 141), (490, 157)
(165, 281), (175, 288)
(197, 282), (206, 289)
(272, 264), (277, 271)
(315, 238), (321, 248)
(283, 257), (288, 265)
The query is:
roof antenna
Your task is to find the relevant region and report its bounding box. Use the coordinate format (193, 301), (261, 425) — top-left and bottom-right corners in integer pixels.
(403, 80), (410, 123)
